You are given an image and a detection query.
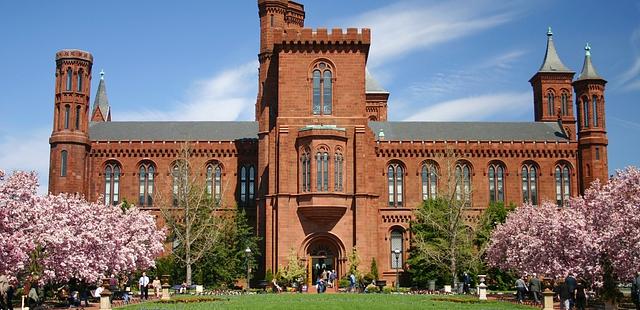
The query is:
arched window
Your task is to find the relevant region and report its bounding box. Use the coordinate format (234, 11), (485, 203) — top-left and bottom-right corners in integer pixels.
(521, 163), (538, 205)
(301, 151), (310, 192)
(60, 150), (68, 177)
(561, 92), (568, 116)
(66, 68), (72, 91)
(105, 162), (121, 206)
(77, 70), (83, 92)
(240, 165), (247, 203)
(592, 95), (598, 127)
(555, 164), (571, 207)
(75, 106), (81, 130)
(207, 162), (222, 203)
(172, 161), (188, 207)
(455, 162), (472, 203)
(64, 105), (70, 129)
(311, 62), (333, 115)
(421, 162), (438, 200)
(390, 230), (403, 269)
(316, 151), (329, 191)
(583, 98), (589, 128)
(387, 163), (404, 207)
(334, 151), (343, 191)
(488, 163), (505, 203)
(547, 92), (554, 116)
(138, 162), (155, 206)
(248, 165), (255, 200)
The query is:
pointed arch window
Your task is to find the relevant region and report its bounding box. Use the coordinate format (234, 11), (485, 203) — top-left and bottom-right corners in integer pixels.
(421, 162), (438, 200)
(387, 163), (404, 207)
(592, 95), (598, 127)
(455, 162), (472, 203)
(75, 106), (81, 130)
(138, 162), (155, 206)
(561, 92), (568, 116)
(583, 98), (589, 128)
(334, 151), (343, 191)
(311, 62), (333, 115)
(248, 165), (255, 200)
(77, 70), (83, 92)
(555, 164), (571, 207)
(301, 151), (311, 192)
(240, 165), (247, 204)
(104, 162), (121, 206)
(66, 68), (72, 91)
(521, 163), (538, 205)
(64, 105), (70, 129)
(172, 160), (188, 207)
(547, 92), (554, 116)
(316, 151), (329, 191)
(390, 230), (403, 269)
(207, 162), (222, 203)
(60, 150), (68, 177)
(488, 163), (505, 203)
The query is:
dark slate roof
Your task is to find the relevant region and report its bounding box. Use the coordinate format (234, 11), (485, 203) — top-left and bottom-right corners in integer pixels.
(365, 68), (388, 94)
(576, 44), (604, 81)
(89, 121), (258, 141)
(92, 72), (110, 120)
(537, 29), (573, 73)
(368, 121), (569, 141)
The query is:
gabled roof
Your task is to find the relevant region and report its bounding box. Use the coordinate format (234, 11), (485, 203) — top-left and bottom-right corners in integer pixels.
(92, 70), (111, 121)
(89, 121), (258, 141)
(368, 121), (569, 141)
(537, 28), (573, 73)
(365, 68), (388, 94)
(576, 43), (604, 81)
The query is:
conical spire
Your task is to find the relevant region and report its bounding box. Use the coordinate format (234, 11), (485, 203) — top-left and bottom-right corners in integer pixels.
(576, 43), (604, 81)
(538, 27), (572, 73)
(91, 69), (111, 122)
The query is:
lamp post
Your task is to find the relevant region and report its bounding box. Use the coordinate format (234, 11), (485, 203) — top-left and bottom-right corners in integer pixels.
(393, 248), (401, 291)
(245, 247), (252, 290)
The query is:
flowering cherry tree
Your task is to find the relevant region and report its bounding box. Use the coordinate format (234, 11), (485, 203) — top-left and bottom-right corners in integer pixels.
(0, 169), (165, 284)
(486, 166), (640, 285)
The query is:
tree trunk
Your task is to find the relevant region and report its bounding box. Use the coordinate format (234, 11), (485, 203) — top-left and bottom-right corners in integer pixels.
(186, 263), (192, 286)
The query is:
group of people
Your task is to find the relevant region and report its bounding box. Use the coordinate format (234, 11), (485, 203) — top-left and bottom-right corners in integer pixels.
(515, 273), (587, 310)
(315, 269), (337, 293)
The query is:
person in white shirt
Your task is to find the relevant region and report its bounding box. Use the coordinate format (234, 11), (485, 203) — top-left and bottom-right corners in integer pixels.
(93, 286), (103, 298)
(138, 272), (150, 300)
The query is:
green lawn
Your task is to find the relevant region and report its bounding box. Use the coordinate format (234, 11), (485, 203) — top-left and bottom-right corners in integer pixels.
(118, 294), (534, 309)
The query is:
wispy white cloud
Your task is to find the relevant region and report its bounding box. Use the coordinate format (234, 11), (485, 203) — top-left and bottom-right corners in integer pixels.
(0, 128), (51, 195)
(618, 26), (640, 91)
(404, 91), (531, 121)
(121, 61), (258, 121)
(477, 50), (527, 70)
(345, 0), (525, 67)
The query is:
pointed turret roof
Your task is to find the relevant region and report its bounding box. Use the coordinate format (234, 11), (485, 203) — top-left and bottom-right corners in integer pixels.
(576, 43), (604, 81)
(538, 27), (573, 73)
(92, 70), (111, 122)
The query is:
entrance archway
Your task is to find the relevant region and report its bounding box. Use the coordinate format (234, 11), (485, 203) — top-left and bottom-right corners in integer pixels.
(301, 233), (346, 288)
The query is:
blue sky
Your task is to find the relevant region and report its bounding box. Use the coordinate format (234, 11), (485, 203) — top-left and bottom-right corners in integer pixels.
(0, 0), (639, 194)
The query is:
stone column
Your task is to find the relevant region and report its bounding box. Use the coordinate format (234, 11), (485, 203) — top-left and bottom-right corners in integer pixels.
(477, 275), (487, 300)
(161, 275), (171, 301)
(543, 288), (554, 310)
(99, 278), (112, 310)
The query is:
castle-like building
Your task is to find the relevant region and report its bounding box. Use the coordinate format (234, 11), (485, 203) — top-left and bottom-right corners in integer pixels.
(49, 0), (608, 286)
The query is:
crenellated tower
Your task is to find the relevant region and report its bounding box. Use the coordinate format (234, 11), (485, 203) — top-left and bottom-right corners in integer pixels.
(573, 43), (608, 192)
(49, 49), (93, 196)
(530, 28), (577, 140)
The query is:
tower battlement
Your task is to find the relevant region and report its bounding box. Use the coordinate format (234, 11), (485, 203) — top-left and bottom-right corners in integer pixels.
(274, 27), (371, 46)
(56, 49), (93, 62)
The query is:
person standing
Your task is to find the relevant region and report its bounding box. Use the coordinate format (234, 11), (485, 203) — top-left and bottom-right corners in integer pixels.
(529, 273), (542, 305)
(463, 272), (471, 294)
(575, 282), (586, 310)
(632, 271), (640, 310)
(515, 276), (528, 304)
(565, 273), (577, 309)
(556, 280), (571, 310)
(138, 272), (149, 300)
(152, 277), (161, 298)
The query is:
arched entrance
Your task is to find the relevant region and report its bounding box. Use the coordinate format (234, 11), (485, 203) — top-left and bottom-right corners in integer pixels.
(302, 233), (346, 287)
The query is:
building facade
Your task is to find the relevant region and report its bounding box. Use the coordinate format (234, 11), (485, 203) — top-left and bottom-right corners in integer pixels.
(49, 1), (609, 286)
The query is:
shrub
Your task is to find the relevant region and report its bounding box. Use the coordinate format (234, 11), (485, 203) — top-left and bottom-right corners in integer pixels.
(338, 278), (350, 288)
(365, 284), (379, 293)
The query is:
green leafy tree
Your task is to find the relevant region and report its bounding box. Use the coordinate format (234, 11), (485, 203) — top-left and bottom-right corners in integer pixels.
(370, 257), (379, 281)
(277, 249), (306, 287)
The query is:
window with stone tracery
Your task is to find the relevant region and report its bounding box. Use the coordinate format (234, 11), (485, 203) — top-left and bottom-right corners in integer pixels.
(105, 162), (121, 206)
(555, 163), (571, 207)
(311, 61), (333, 115)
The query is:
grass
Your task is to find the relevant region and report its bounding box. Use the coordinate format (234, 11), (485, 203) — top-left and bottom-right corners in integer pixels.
(118, 293), (534, 309)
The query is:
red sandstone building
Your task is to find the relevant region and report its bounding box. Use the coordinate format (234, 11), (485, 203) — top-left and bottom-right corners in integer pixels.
(48, 1), (608, 285)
